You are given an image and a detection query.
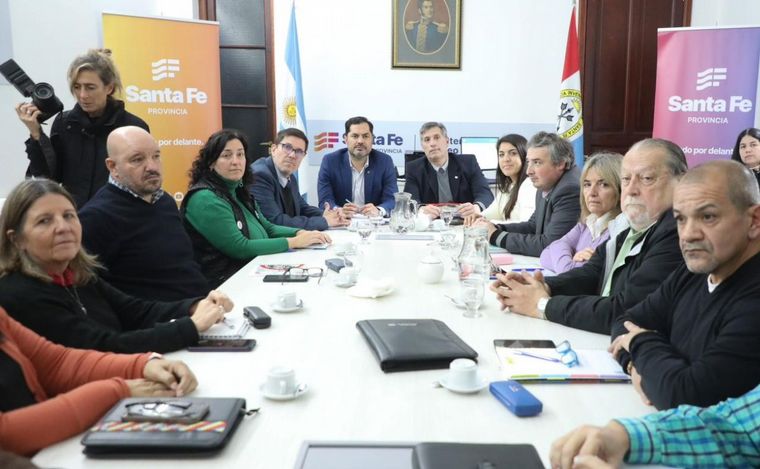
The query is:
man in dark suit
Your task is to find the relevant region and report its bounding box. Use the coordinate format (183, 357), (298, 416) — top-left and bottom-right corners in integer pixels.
(404, 0), (448, 53)
(404, 122), (494, 219)
(251, 128), (347, 230)
(475, 131), (580, 256)
(317, 116), (399, 218)
(491, 138), (687, 336)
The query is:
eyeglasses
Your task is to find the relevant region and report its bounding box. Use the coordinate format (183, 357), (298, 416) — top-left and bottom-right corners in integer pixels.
(279, 142), (307, 158)
(284, 266), (325, 284)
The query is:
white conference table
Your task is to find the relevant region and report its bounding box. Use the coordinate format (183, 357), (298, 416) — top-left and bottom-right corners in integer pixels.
(34, 227), (654, 468)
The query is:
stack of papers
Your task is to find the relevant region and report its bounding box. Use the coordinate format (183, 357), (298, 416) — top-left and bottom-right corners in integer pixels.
(199, 315), (250, 340)
(495, 347), (630, 383)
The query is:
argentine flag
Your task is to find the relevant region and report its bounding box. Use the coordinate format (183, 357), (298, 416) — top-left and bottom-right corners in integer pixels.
(557, 4), (584, 168)
(280, 1), (306, 132)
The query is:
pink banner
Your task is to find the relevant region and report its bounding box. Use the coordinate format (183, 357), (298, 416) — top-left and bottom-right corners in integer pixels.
(652, 27), (760, 167)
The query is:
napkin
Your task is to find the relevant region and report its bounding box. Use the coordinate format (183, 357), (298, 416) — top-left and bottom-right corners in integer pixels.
(347, 277), (396, 298)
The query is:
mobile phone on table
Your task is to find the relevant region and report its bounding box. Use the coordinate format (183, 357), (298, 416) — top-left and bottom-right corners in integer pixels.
(187, 339), (257, 352)
(494, 339), (556, 348)
(262, 274), (308, 282)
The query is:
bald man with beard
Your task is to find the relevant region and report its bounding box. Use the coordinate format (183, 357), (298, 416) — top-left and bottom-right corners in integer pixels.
(78, 126), (209, 301)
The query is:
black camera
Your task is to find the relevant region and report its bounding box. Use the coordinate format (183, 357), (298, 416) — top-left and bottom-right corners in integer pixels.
(0, 59), (63, 123)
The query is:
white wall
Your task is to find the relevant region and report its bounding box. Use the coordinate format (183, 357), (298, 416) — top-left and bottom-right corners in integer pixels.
(691, 0), (760, 27)
(0, 0), (195, 197)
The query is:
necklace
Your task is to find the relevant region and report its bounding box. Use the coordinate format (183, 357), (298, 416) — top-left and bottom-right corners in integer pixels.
(62, 285), (87, 315)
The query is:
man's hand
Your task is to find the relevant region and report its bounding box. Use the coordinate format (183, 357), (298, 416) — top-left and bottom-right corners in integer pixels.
(456, 202), (480, 218)
(359, 203), (381, 217)
(573, 247), (595, 262)
(323, 203), (349, 227)
(421, 204), (441, 218)
(471, 218), (497, 239)
(491, 271), (550, 317)
(142, 359), (198, 397)
(549, 422), (630, 469)
(608, 321), (649, 359)
(341, 202), (362, 219)
(463, 214), (482, 227)
(205, 290), (233, 313)
(189, 299), (226, 331)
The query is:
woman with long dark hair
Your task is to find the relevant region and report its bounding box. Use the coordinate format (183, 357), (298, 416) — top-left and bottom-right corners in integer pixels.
(731, 127), (760, 188)
(181, 129), (330, 288)
(465, 134), (535, 225)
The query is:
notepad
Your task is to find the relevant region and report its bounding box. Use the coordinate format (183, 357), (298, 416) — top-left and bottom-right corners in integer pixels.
(495, 347), (630, 383)
(199, 315), (250, 340)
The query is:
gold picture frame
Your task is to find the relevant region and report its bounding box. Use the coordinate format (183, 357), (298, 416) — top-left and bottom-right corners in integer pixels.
(392, 0), (462, 69)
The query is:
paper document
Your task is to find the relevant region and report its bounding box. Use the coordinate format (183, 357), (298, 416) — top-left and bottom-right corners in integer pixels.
(495, 347), (630, 383)
(199, 315), (250, 340)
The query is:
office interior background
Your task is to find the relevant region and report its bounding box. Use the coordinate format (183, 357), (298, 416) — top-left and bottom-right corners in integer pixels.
(1, 0), (759, 201)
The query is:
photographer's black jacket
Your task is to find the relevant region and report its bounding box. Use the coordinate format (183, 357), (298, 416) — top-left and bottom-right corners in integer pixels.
(24, 99), (148, 208)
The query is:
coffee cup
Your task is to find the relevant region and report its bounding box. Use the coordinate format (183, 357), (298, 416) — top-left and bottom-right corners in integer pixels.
(276, 290), (299, 309)
(337, 266), (359, 286)
(334, 242), (356, 256)
(265, 366), (297, 396)
(446, 358), (478, 389)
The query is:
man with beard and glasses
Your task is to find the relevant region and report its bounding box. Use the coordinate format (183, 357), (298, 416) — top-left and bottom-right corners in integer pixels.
(317, 116), (398, 219)
(78, 126), (208, 301)
(490, 138), (686, 334)
(610, 160), (760, 410)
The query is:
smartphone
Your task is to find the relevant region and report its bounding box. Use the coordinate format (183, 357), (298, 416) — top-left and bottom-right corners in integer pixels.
(262, 274), (308, 282)
(494, 339), (556, 349)
(188, 339), (257, 352)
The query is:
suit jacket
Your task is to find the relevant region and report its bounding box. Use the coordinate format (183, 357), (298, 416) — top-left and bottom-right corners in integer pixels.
(250, 156), (327, 230)
(404, 154), (494, 209)
(491, 166), (581, 256)
(544, 211), (683, 334)
(317, 148), (398, 213)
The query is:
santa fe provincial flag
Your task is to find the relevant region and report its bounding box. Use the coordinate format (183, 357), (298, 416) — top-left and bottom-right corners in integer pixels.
(556, 5), (584, 168)
(279, 1), (306, 132)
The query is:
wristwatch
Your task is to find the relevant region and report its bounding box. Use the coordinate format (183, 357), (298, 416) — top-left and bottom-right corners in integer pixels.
(536, 297), (550, 319)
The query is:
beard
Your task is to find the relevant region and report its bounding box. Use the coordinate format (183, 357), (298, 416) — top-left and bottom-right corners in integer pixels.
(622, 197), (656, 231)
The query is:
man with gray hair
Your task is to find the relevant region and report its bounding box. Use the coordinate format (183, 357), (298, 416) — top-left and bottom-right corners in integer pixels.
(404, 122), (493, 219)
(477, 131), (581, 256)
(491, 138), (686, 334)
(610, 159), (760, 410)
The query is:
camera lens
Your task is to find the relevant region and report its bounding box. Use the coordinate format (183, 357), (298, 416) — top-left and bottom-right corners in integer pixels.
(32, 82), (54, 100)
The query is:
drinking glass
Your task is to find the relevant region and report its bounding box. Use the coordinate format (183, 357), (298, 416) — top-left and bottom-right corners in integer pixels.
(459, 278), (485, 318)
(356, 219), (374, 244)
(440, 206), (456, 228)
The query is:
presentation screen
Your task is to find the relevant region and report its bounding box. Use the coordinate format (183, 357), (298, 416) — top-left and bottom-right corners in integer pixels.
(460, 136), (497, 170)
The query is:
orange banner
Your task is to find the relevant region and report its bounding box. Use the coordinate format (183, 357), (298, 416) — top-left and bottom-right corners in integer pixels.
(103, 13), (221, 201)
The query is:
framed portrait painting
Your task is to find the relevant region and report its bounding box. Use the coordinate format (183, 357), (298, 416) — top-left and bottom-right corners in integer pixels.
(392, 0), (462, 69)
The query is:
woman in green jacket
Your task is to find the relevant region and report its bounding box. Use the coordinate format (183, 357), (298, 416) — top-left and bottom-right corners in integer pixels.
(182, 129), (330, 288)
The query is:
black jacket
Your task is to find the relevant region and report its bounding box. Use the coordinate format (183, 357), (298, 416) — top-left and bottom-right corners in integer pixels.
(544, 211), (683, 334)
(0, 271), (200, 354)
(404, 154), (494, 209)
(24, 99), (149, 208)
(612, 253), (760, 410)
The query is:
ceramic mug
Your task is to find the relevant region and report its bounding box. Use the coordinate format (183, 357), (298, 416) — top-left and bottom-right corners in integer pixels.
(276, 290), (299, 309)
(265, 366), (297, 396)
(337, 267), (359, 286)
(447, 358), (478, 389)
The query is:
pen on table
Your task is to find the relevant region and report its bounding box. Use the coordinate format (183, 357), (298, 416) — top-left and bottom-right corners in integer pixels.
(513, 268), (543, 273)
(513, 350), (561, 363)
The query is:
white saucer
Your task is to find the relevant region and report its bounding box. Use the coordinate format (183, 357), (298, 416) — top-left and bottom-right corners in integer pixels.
(438, 374), (489, 394)
(270, 300), (304, 313)
(259, 382), (309, 401)
(333, 278), (357, 288)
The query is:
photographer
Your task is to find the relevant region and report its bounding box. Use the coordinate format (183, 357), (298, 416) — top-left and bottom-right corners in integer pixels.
(15, 49), (148, 208)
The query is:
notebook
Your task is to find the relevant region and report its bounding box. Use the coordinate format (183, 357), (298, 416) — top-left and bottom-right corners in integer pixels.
(81, 397), (247, 456)
(199, 315), (250, 340)
(412, 442), (543, 469)
(356, 319), (478, 372)
(495, 346), (630, 383)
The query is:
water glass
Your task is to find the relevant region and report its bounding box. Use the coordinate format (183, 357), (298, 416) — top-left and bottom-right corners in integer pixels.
(440, 206), (456, 228)
(356, 219), (374, 244)
(460, 278), (484, 318)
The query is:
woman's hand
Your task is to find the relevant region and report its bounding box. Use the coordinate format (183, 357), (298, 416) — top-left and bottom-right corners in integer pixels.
(190, 298), (227, 331)
(15, 102), (42, 140)
(140, 359), (198, 397)
(573, 247), (595, 262)
(287, 230), (332, 248)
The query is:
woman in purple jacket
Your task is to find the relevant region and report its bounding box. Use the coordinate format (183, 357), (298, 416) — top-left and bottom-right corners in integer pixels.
(539, 152), (622, 274)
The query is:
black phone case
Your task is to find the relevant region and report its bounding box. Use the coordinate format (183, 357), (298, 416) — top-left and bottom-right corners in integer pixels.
(262, 274), (308, 282)
(244, 307), (271, 329)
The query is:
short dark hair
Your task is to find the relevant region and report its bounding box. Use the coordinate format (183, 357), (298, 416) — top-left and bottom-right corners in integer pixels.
(527, 131), (575, 170)
(188, 129), (252, 187)
(731, 127), (760, 164)
(274, 128), (309, 149)
(419, 121), (447, 138)
(681, 160), (760, 211)
(344, 116), (374, 136)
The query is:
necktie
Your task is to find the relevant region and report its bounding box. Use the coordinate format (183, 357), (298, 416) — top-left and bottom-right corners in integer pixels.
(437, 167), (453, 203)
(601, 228), (648, 296)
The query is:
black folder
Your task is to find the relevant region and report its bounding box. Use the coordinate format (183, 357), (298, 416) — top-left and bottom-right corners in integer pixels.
(412, 442), (544, 469)
(356, 319), (478, 372)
